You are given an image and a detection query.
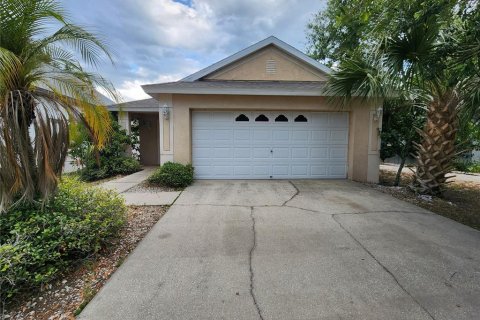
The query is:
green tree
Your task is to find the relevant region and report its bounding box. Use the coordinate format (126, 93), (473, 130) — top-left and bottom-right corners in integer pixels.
(380, 102), (425, 185)
(0, 0), (117, 211)
(310, 0), (479, 195)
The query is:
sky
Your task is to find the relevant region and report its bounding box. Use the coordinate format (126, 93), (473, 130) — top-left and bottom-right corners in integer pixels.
(62, 0), (326, 102)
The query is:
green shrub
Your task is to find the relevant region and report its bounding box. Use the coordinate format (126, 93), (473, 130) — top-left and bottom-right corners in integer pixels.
(70, 118), (141, 181)
(148, 162), (194, 188)
(453, 159), (480, 173)
(108, 156), (142, 175)
(452, 158), (470, 172)
(0, 177), (127, 300)
(469, 162), (480, 173)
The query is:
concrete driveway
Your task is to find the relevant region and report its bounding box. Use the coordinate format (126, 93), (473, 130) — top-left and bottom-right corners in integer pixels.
(79, 180), (480, 320)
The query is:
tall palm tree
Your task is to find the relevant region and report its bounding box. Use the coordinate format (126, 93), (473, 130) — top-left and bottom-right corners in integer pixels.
(327, 6), (478, 195)
(0, 0), (117, 211)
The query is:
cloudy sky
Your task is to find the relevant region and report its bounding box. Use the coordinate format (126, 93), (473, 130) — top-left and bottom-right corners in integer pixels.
(62, 0), (325, 102)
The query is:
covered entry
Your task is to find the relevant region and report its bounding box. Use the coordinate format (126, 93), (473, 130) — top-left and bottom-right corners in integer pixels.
(130, 112), (160, 166)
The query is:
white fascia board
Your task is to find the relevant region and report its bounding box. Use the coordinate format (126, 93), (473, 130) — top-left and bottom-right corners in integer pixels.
(141, 86), (325, 96)
(181, 36), (332, 82)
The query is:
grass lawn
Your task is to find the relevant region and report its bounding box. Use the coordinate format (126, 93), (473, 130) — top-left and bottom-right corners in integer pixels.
(371, 169), (480, 230)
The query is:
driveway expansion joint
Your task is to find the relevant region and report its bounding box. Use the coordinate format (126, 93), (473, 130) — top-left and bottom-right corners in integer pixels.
(331, 214), (436, 320)
(249, 207), (264, 320)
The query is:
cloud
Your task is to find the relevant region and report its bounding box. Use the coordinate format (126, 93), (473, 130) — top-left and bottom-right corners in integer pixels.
(62, 0), (325, 101)
(116, 74), (185, 102)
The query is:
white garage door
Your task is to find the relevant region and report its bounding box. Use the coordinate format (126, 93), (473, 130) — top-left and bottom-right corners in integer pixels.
(192, 111), (349, 179)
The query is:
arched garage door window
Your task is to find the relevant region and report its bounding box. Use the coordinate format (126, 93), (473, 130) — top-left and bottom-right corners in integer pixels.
(235, 114), (249, 122)
(294, 115), (308, 122)
(275, 115), (288, 122)
(255, 114), (269, 122)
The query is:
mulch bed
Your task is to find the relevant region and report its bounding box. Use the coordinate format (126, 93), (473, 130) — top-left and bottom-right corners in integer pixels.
(368, 169), (480, 230)
(125, 181), (181, 193)
(4, 206), (168, 320)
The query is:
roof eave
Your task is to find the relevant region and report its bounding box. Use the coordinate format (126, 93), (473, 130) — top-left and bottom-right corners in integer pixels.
(142, 86), (328, 97)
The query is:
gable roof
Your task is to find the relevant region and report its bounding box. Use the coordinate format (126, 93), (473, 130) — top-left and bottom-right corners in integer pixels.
(181, 36), (332, 82)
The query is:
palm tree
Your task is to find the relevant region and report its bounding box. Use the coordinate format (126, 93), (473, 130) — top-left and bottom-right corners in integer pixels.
(326, 5), (479, 195)
(0, 0), (117, 211)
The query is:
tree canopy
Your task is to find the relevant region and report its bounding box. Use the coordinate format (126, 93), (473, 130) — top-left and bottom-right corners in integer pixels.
(307, 0), (480, 194)
(0, 0), (118, 211)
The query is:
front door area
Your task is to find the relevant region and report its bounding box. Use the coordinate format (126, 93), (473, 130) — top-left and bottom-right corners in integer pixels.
(132, 113), (159, 166)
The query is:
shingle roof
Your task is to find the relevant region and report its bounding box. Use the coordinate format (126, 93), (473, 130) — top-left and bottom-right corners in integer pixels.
(107, 98), (158, 111)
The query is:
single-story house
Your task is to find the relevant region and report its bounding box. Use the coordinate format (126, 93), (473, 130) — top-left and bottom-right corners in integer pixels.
(109, 36), (382, 182)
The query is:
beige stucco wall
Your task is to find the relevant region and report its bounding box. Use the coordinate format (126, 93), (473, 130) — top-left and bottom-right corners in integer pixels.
(205, 46), (328, 82)
(171, 94), (381, 183)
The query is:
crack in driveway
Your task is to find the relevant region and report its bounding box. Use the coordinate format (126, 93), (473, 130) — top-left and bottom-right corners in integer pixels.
(249, 207), (265, 320)
(282, 181), (300, 206)
(331, 214), (436, 320)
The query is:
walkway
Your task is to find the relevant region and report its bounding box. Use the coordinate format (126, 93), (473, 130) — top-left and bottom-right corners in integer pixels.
(100, 167), (181, 206)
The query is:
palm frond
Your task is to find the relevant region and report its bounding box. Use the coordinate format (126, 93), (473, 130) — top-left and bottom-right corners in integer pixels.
(0, 0), (118, 212)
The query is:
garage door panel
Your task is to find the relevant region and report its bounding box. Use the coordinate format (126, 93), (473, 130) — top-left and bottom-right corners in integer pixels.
(272, 165), (289, 176)
(234, 166), (251, 176)
(272, 148), (289, 159)
(292, 147), (308, 159)
(192, 147), (211, 159)
(213, 148), (233, 158)
(292, 130), (309, 141)
(329, 165), (347, 176)
(330, 147), (348, 159)
(195, 166), (212, 177)
(330, 129), (348, 143)
(292, 165), (308, 176)
(253, 148), (271, 159)
(234, 148), (251, 158)
(212, 112), (233, 122)
(192, 111), (348, 179)
(192, 112), (213, 126)
(272, 129), (290, 142)
(253, 166), (270, 176)
(311, 166), (328, 176)
(311, 147), (328, 159)
(192, 129), (214, 141)
(234, 129), (250, 141)
(253, 129), (271, 142)
(329, 113), (349, 127)
(311, 130), (329, 142)
(213, 129), (233, 140)
(310, 114), (329, 126)
(214, 166), (234, 176)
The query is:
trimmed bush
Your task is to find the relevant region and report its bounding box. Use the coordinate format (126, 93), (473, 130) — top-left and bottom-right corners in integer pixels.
(0, 177), (127, 300)
(148, 162), (194, 188)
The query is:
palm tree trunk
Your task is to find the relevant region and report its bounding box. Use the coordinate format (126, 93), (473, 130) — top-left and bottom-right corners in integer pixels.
(12, 92), (38, 199)
(394, 157), (406, 186)
(412, 92), (458, 195)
